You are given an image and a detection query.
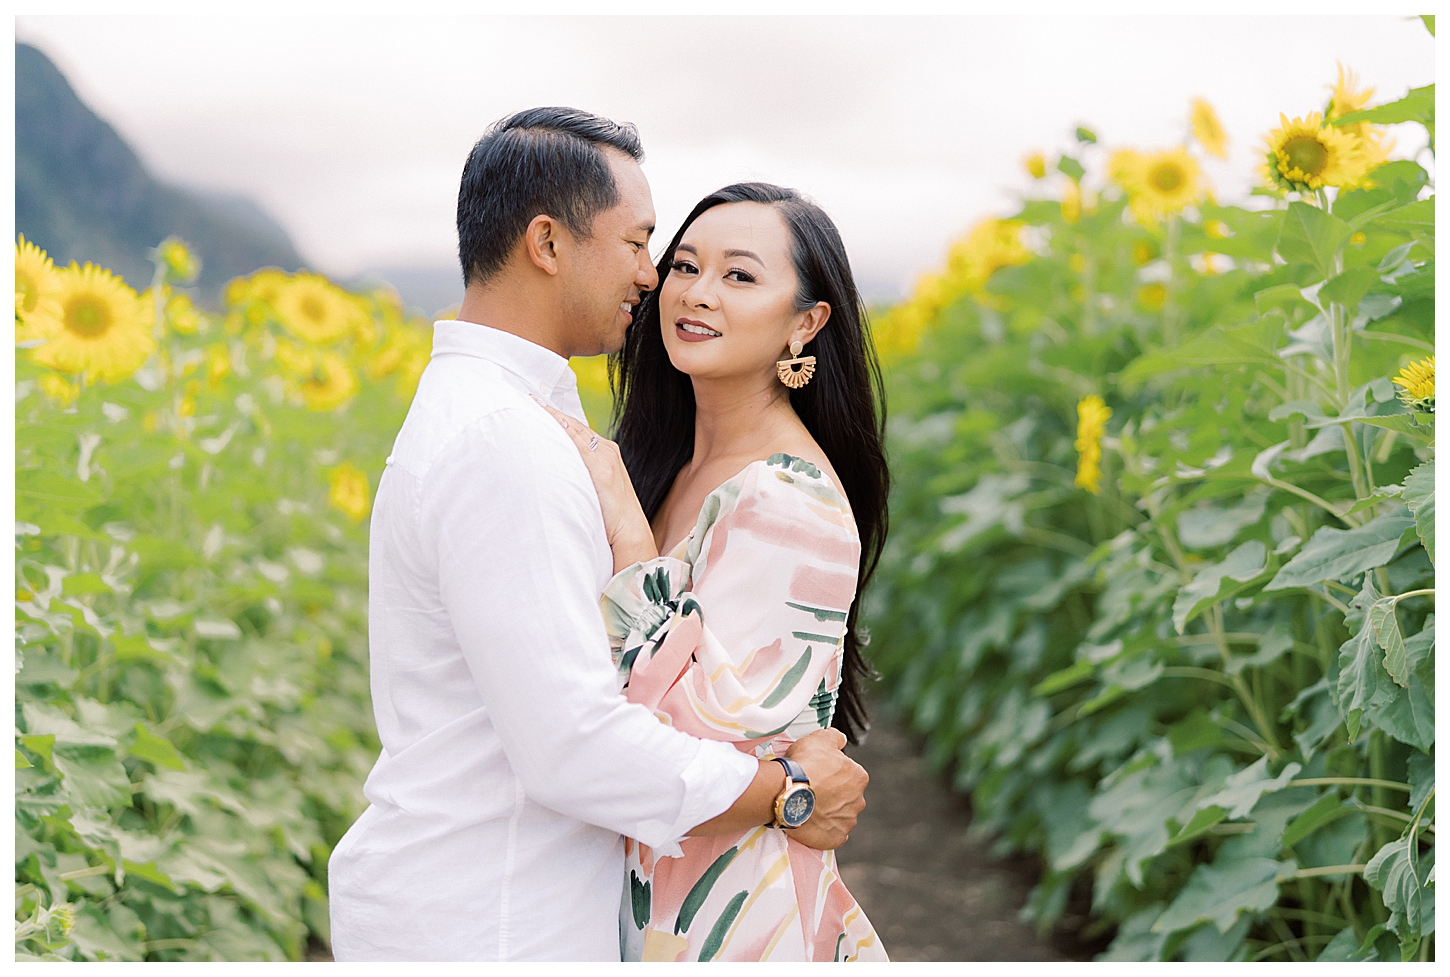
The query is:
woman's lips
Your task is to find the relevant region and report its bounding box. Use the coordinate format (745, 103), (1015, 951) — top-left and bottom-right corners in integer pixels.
(675, 322), (721, 343)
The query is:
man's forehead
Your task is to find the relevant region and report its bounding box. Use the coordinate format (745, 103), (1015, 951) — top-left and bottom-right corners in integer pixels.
(605, 152), (655, 231)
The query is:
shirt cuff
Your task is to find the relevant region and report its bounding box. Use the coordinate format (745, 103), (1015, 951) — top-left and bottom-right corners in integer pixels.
(637, 739), (759, 856)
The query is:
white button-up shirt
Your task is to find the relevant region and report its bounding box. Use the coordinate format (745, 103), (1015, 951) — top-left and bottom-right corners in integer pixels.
(328, 319), (759, 962)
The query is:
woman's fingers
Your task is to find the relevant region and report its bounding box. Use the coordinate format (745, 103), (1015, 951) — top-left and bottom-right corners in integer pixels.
(530, 395), (596, 453)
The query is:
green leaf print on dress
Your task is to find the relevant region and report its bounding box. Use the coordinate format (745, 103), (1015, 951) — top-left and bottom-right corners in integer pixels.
(601, 457), (886, 961)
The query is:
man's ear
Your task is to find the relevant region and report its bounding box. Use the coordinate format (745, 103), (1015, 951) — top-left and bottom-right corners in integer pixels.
(523, 214), (563, 276)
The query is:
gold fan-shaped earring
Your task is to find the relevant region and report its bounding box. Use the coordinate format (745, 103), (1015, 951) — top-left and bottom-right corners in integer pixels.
(776, 340), (816, 389)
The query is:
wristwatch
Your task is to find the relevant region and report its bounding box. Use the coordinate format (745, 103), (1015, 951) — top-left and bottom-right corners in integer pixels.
(768, 756), (815, 829)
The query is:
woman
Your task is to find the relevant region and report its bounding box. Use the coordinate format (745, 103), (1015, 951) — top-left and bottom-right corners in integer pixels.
(539, 183), (889, 962)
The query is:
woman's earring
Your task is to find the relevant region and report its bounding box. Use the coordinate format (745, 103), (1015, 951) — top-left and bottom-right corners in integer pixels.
(776, 340), (816, 389)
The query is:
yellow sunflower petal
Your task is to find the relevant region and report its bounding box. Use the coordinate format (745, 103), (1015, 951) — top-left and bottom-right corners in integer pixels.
(328, 463), (372, 522)
(299, 352), (359, 411)
(1262, 111), (1368, 192)
(15, 234), (64, 341)
(275, 274), (360, 344)
(1393, 356), (1434, 412)
(28, 262), (154, 383)
(1110, 146), (1204, 225)
(1190, 98), (1229, 160)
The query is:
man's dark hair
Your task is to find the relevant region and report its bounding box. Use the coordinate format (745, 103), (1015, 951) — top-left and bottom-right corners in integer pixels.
(456, 107), (644, 287)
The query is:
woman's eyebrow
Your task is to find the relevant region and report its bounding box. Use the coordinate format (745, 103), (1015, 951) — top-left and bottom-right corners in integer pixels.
(723, 248), (764, 264)
(675, 244), (698, 255)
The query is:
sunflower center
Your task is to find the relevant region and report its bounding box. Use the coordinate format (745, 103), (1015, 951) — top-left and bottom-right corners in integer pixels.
(64, 295), (113, 338)
(301, 296), (325, 322)
(1149, 163), (1184, 193)
(1283, 135), (1328, 177)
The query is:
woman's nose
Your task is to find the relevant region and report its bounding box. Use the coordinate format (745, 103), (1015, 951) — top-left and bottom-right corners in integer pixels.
(681, 278), (717, 310)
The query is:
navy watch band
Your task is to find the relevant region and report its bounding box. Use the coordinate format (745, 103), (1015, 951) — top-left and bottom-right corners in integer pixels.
(772, 756), (808, 784)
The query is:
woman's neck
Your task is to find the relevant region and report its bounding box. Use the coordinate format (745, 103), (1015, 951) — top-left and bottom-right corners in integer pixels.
(686, 371), (797, 473)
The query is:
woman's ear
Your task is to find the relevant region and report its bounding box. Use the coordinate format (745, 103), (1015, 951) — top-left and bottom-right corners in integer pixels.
(524, 214), (561, 275)
(789, 301), (832, 349)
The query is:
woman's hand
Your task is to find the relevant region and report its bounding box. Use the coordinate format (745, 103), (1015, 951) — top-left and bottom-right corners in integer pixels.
(531, 397), (659, 573)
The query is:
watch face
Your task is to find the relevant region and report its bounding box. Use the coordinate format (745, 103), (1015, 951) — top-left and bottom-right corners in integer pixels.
(781, 788), (815, 827)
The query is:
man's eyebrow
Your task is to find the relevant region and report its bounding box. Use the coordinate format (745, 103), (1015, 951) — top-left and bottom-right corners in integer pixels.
(633, 222), (655, 236)
(724, 248), (764, 264)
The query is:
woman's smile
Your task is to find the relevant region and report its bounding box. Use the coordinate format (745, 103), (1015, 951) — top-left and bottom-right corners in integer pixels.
(675, 317), (722, 342)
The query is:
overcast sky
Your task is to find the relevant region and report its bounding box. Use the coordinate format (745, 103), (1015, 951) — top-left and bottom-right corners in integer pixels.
(16, 14), (1435, 303)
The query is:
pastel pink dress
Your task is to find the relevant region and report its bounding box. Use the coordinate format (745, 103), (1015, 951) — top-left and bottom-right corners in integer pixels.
(601, 454), (886, 962)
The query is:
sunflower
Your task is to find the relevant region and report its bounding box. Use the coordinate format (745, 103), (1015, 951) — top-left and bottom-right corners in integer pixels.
(1024, 152), (1047, 179)
(1393, 356), (1434, 413)
(1074, 395), (1112, 494)
(1137, 282), (1167, 311)
(1261, 112), (1367, 193)
(154, 236), (200, 284)
(225, 267), (291, 307)
(869, 219), (1032, 360)
(945, 218), (1032, 293)
(29, 263), (154, 382)
(205, 343), (232, 387)
(15, 235), (63, 341)
(1190, 98), (1229, 159)
(166, 291), (205, 335)
(1110, 147), (1204, 225)
(1061, 179), (1083, 224)
(38, 372), (78, 407)
(328, 463), (372, 522)
(365, 325), (432, 397)
(351, 294), (380, 349)
(298, 352), (359, 411)
(273, 338), (317, 377)
(1325, 63), (1394, 189)
(275, 274), (359, 344)
(871, 286), (935, 362)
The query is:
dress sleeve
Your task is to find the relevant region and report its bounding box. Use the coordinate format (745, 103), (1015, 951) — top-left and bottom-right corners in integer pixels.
(600, 455), (861, 751)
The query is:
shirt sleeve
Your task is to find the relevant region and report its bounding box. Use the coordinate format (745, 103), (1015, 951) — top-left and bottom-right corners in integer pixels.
(421, 407), (758, 847)
(600, 456), (861, 753)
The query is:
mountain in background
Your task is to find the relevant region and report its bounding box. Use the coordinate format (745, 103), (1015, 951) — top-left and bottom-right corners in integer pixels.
(16, 41), (305, 303)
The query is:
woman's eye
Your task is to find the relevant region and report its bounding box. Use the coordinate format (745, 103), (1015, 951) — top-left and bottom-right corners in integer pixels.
(726, 269), (756, 284)
(670, 260), (698, 275)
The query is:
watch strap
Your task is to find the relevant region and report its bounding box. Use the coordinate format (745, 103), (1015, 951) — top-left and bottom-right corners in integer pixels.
(772, 756), (808, 784)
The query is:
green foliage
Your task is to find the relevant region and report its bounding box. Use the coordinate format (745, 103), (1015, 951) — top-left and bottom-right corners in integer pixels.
(13, 273), (422, 958)
(865, 141), (1434, 962)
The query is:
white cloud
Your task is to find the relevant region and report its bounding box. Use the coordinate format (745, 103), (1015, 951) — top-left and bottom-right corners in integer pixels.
(17, 13), (1435, 302)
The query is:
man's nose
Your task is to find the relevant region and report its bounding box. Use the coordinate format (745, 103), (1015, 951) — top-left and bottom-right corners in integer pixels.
(636, 252), (659, 291)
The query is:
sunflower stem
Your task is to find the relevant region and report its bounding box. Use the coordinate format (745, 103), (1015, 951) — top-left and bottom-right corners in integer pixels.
(1162, 215), (1181, 350)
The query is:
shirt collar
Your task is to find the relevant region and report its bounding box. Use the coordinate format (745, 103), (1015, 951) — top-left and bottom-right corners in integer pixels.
(430, 318), (579, 401)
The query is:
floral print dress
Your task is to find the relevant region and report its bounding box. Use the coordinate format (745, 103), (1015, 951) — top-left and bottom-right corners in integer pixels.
(601, 454), (887, 962)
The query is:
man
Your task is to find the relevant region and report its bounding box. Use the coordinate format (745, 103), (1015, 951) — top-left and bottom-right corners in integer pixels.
(328, 107), (869, 961)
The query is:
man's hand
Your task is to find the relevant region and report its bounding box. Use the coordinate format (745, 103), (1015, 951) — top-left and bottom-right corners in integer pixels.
(685, 728), (868, 842)
(784, 729), (867, 851)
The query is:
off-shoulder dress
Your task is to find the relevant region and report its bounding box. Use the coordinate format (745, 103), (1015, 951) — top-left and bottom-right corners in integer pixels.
(601, 454), (886, 962)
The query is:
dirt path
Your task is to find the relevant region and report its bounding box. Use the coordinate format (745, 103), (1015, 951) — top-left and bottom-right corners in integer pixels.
(836, 707), (1101, 962)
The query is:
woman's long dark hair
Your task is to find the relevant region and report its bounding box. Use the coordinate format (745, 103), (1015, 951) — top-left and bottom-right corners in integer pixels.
(610, 182), (889, 743)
